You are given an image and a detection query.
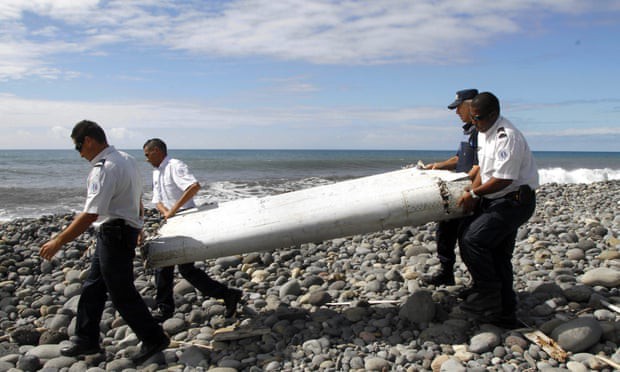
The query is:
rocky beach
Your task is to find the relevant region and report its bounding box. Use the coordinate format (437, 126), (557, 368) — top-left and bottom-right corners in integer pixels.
(0, 181), (619, 372)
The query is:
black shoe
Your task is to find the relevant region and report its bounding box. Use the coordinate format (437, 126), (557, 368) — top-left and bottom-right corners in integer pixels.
(132, 336), (170, 365)
(487, 312), (520, 329)
(152, 308), (173, 323)
(424, 266), (455, 286)
(459, 289), (503, 316)
(60, 342), (101, 357)
(224, 288), (242, 317)
(457, 286), (476, 300)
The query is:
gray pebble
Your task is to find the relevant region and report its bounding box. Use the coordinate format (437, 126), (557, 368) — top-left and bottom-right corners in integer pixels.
(469, 331), (501, 354)
(551, 317), (603, 352)
(2, 182), (619, 371)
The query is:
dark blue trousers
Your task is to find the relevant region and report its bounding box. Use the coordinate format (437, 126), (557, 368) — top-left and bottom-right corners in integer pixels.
(75, 222), (166, 345)
(155, 263), (229, 314)
(435, 218), (462, 267)
(458, 190), (536, 314)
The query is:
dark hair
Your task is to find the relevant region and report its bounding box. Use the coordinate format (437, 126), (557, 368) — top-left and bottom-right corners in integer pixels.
(143, 138), (167, 155)
(471, 92), (500, 116)
(71, 120), (107, 144)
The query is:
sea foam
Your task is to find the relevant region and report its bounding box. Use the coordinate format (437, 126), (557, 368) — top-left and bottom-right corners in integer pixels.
(538, 167), (620, 185)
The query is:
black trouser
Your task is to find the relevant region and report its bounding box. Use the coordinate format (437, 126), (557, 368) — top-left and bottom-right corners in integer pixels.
(75, 220), (166, 345)
(458, 187), (536, 314)
(155, 263), (229, 314)
(435, 218), (462, 267)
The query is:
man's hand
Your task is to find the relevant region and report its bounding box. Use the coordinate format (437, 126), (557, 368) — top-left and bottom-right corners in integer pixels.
(40, 238), (62, 261)
(457, 190), (478, 214)
(38, 212), (97, 261)
(137, 229), (145, 246)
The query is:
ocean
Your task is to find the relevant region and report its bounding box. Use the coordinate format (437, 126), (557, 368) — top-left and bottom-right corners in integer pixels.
(1, 149), (619, 222)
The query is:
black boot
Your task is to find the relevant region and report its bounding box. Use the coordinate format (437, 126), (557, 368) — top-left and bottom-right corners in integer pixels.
(223, 288), (242, 317)
(457, 286), (476, 300)
(424, 265), (455, 286)
(151, 307), (173, 323)
(487, 312), (520, 329)
(60, 342), (101, 357)
(459, 287), (503, 316)
(132, 335), (170, 365)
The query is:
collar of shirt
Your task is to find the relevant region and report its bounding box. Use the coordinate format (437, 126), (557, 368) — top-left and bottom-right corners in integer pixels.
(90, 146), (115, 166)
(462, 122), (475, 135)
(157, 156), (171, 171)
(483, 115), (504, 138)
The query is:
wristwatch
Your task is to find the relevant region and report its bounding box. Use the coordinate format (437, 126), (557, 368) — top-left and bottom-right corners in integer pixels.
(469, 189), (480, 199)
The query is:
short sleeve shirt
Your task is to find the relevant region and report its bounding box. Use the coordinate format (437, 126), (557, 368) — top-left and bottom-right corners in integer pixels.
(151, 156), (198, 210)
(83, 146), (144, 228)
(477, 116), (539, 199)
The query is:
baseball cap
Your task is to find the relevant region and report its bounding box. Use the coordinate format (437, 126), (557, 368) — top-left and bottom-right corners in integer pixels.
(448, 89), (478, 109)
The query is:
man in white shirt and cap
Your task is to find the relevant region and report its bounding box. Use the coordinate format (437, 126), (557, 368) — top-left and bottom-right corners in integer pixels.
(423, 88), (479, 287)
(143, 138), (242, 322)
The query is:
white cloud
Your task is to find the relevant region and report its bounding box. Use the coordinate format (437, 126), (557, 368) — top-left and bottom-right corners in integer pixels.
(0, 0), (100, 21)
(0, 93), (450, 148)
(0, 35), (84, 80)
(50, 126), (68, 139)
(261, 76), (320, 93)
(527, 127), (620, 137)
(1, 0), (617, 80)
(108, 127), (142, 142)
(2, 93), (616, 150)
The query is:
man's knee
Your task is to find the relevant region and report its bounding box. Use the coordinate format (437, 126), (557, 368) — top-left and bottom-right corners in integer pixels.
(459, 231), (485, 254)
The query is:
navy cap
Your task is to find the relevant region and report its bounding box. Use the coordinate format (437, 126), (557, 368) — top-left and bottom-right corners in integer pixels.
(448, 89), (478, 109)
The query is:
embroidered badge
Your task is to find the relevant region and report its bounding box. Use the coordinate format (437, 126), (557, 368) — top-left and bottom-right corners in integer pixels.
(498, 149), (509, 161)
(88, 167), (102, 196)
(89, 179), (100, 195)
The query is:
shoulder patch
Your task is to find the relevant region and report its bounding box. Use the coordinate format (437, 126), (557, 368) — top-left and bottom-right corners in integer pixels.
(498, 149), (509, 161)
(89, 179), (100, 195)
(497, 127), (507, 139)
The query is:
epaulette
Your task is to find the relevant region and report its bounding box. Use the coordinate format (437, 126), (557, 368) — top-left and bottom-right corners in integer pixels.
(497, 127), (507, 139)
(94, 159), (106, 167)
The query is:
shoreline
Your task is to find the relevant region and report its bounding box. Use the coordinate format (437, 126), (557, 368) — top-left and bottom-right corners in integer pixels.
(2, 177), (620, 225)
(0, 181), (619, 370)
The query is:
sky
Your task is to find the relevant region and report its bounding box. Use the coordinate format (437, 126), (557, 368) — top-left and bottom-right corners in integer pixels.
(1, 0), (619, 151)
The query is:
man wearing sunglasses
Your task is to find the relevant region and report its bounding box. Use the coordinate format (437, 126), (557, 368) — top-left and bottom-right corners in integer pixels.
(423, 89), (479, 287)
(456, 92), (538, 328)
(40, 121), (170, 365)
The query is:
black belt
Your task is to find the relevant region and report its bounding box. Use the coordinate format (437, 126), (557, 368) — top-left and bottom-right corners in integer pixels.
(503, 190), (521, 201)
(489, 185), (534, 202)
(101, 219), (126, 227)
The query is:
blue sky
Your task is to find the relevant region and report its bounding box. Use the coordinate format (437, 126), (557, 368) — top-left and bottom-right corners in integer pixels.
(1, 1), (619, 151)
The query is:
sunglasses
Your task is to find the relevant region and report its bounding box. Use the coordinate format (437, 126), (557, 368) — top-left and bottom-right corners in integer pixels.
(471, 111), (492, 122)
(75, 141), (83, 152)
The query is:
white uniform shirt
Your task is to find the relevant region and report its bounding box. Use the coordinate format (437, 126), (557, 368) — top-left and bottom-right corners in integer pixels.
(151, 156), (198, 210)
(478, 116), (539, 199)
(83, 146), (144, 229)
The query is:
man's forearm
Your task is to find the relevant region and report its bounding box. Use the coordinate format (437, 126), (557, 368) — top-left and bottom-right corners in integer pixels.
(426, 156), (458, 170)
(55, 212), (98, 245)
(472, 177), (512, 197)
(169, 182), (200, 217)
